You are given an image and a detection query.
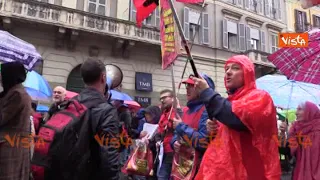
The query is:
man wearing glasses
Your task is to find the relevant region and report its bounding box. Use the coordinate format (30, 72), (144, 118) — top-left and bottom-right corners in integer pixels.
(156, 89), (182, 180)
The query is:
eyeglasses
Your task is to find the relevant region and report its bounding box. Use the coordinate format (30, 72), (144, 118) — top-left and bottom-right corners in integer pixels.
(159, 95), (171, 101)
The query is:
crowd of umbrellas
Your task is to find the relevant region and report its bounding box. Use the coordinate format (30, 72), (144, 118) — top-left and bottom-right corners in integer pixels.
(24, 71), (142, 111)
(22, 69), (141, 112)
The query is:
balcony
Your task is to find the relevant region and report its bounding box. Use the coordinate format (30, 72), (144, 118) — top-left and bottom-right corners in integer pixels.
(245, 49), (275, 67)
(0, 0), (160, 45)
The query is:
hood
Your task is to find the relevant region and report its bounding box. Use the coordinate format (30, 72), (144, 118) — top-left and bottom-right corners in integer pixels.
(136, 108), (145, 119)
(0, 61), (27, 95)
(224, 55), (256, 98)
(201, 73), (215, 90)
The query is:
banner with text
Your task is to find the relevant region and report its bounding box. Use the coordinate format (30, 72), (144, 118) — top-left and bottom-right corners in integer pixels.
(160, 0), (180, 70)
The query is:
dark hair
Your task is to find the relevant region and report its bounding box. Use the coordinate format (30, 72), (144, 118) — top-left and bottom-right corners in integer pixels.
(0, 61), (26, 96)
(144, 105), (161, 124)
(31, 102), (37, 111)
(80, 59), (106, 85)
(160, 89), (173, 97)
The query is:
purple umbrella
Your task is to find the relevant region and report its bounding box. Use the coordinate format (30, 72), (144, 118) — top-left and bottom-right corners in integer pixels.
(0, 30), (42, 70)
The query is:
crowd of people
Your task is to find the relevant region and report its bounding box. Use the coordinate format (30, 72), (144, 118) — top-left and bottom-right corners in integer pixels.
(0, 55), (319, 180)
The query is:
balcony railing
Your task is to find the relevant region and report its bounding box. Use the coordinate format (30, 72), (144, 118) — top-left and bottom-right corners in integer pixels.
(245, 49), (275, 67)
(0, 0), (160, 44)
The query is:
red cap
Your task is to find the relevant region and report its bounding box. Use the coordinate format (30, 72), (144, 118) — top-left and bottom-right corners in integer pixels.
(181, 78), (195, 85)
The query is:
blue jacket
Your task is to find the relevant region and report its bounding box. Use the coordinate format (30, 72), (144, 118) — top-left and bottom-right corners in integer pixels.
(170, 100), (209, 153)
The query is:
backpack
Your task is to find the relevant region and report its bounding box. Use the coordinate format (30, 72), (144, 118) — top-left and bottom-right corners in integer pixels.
(31, 97), (104, 180)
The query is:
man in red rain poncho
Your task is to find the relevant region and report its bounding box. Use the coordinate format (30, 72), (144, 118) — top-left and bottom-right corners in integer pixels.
(192, 55), (281, 180)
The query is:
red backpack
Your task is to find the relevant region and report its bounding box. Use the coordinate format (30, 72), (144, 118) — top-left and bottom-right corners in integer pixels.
(31, 98), (104, 180)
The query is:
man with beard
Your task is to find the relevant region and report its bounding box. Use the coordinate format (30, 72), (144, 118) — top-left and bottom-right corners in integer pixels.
(46, 86), (66, 120)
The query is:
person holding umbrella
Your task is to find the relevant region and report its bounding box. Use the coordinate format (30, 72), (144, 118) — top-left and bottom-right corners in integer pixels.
(0, 61), (32, 180)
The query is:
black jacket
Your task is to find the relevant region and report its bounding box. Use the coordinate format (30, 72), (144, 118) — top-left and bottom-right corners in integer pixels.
(78, 88), (120, 180)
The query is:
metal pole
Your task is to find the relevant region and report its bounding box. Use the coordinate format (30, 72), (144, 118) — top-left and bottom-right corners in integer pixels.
(167, 0), (199, 77)
(171, 64), (177, 110)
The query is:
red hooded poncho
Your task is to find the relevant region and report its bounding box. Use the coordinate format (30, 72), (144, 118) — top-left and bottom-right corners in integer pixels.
(289, 101), (320, 180)
(195, 55), (281, 180)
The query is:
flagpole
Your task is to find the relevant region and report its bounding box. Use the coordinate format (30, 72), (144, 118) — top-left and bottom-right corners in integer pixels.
(167, 0), (199, 78)
(171, 64), (177, 110)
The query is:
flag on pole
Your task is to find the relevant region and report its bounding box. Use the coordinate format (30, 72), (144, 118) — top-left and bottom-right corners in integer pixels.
(160, 0), (181, 70)
(133, 0), (159, 26)
(300, 0), (320, 8)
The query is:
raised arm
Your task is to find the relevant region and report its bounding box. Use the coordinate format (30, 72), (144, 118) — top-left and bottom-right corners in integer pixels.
(200, 88), (248, 131)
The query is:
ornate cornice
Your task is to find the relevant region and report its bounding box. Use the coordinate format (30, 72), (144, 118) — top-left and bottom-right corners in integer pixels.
(266, 24), (283, 32)
(245, 17), (264, 26)
(221, 9), (243, 19)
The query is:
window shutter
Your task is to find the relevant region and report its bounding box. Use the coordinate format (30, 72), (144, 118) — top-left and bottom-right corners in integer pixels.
(223, 19), (228, 49)
(155, 7), (160, 27)
(302, 11), (307, 31)
(110, 0), (118, 18)
(238, 0), (243, 7)
(294, 9), (301, 32)
(245, 0), (249, 9)
(184, 7), (190, 40)
(313, 15), (316, 27)
(272, 0), (277, 19)
(265, 0), (270, 17)
(275, 34), (279, 51)
(260, 31), (266, 52)
(246, 26), (251, 50)
(130, 0), (137, 22)
(202, 13), (209, 45)
(277, 0), (281, 20)
(238, 23), (246, 51)
(151, 12), (156, 26)
(257, 0), (263, 14)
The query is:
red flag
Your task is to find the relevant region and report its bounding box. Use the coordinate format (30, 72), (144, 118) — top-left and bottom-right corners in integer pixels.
(176, 0), (204, 3)
(134, 0), (159, 27)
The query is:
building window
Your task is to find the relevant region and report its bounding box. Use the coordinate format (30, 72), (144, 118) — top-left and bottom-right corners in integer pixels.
(88, 0), (106, 16)
(295, 9), (308, 32)
(250, 39), (259, 49)
(184, 7), (209, 44)
(264, 0), (281, 20)
(225, 0), (244, 6)
(246, 27), (262, 51)
(228, 33), (238, 51)
(248, 0), (257, 11)
(223, 19), (239, 51)
(313, 15), (320, 28)
(130, 0), (160, 27)
(270, 33), (278, 53)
